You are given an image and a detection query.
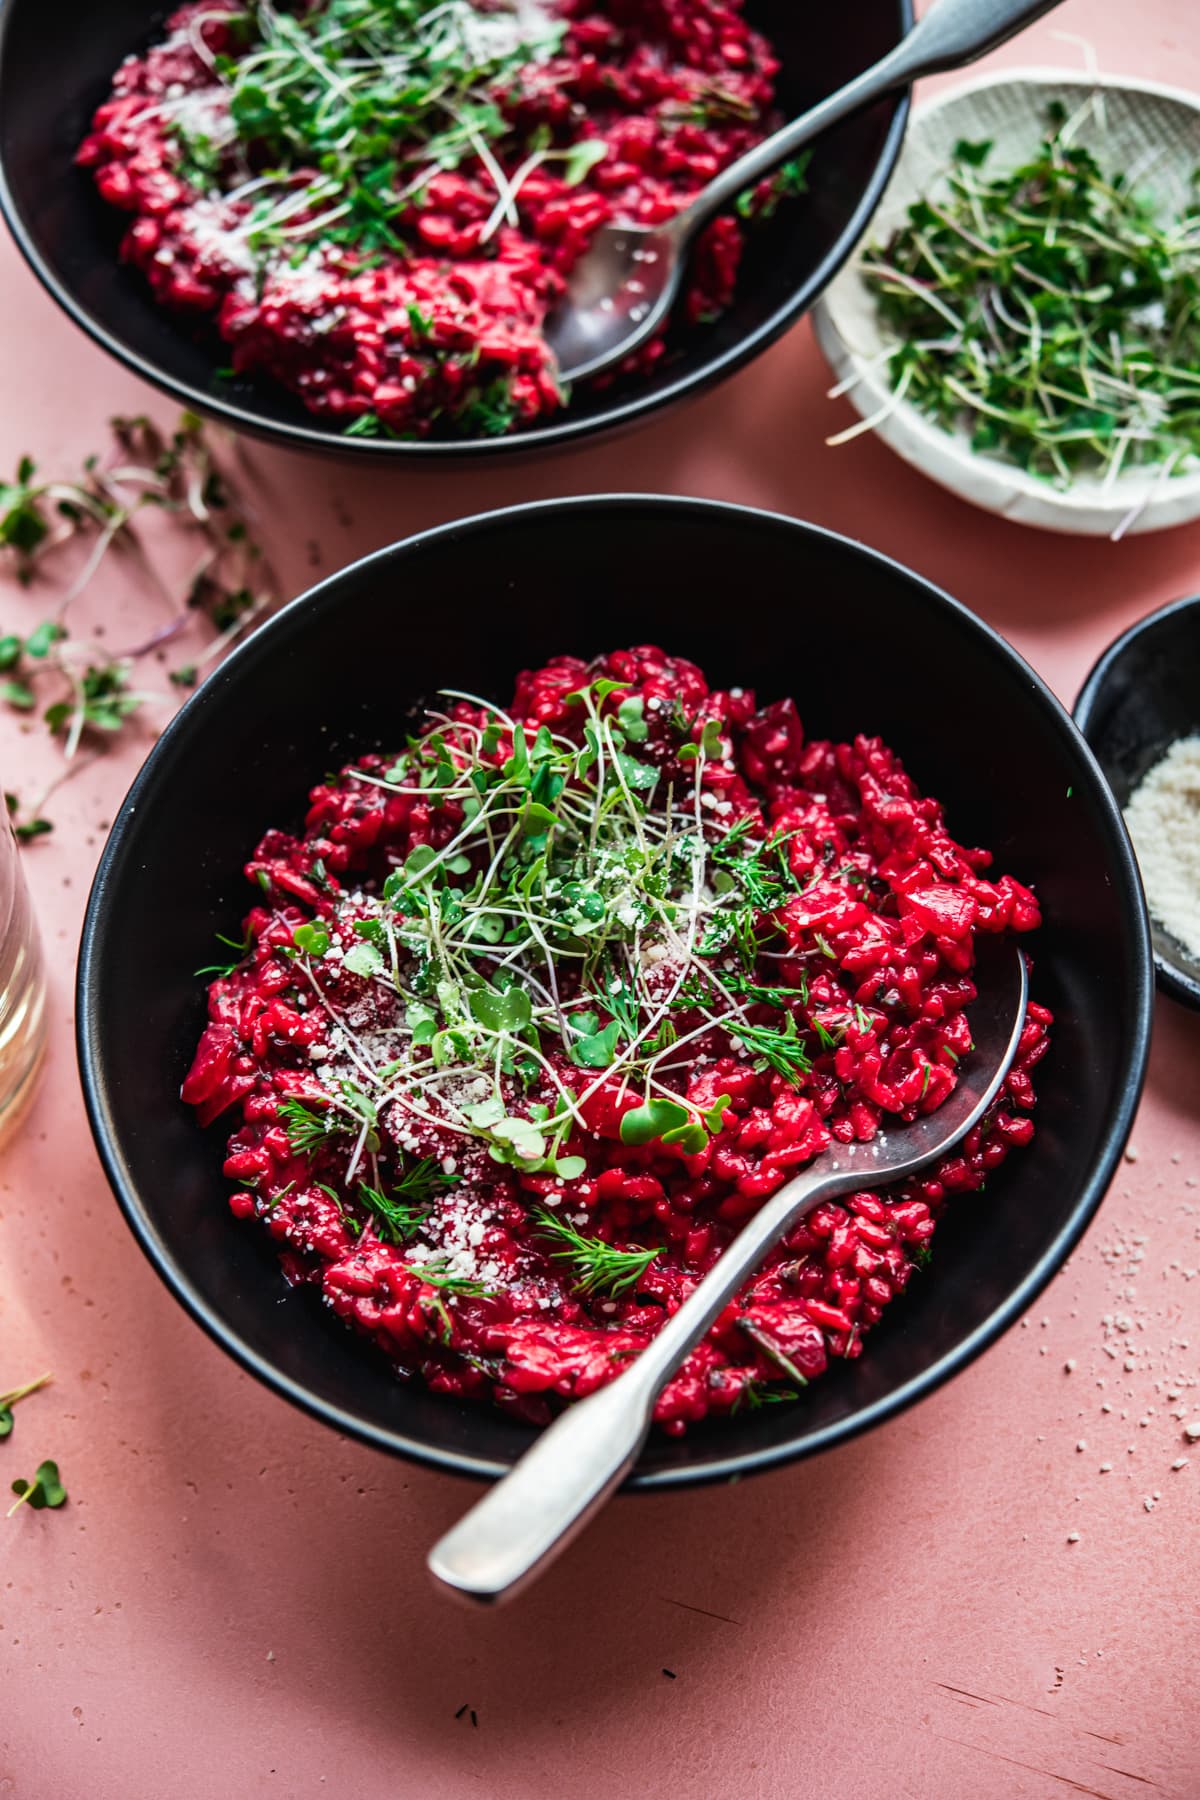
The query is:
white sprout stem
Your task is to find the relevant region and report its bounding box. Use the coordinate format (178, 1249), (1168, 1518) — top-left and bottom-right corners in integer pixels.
(859, 261), (965, 332)
(825, 361), (916, 448)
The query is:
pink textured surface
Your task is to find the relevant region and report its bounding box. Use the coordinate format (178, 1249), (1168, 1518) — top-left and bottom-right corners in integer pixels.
(2, 6), (1200, 1796)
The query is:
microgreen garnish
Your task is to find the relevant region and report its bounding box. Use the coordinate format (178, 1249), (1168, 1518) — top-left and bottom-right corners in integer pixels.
(250, 674), (859, 1193)
(406, 1259), (493, 1298)
(214, 0), (566, 263)
(531, 1207), (660, 1298)
(858, 108), (1200, 496)
(0, 1372), (52, 1438)
(736, 150), (811, 221)
(291, 922), (330, 958)
(8, 1459), (67, 1517)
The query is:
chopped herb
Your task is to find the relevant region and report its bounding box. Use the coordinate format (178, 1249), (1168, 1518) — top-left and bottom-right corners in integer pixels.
(278, 1096), (347, 1153)
(532, 1206), (659, 1297)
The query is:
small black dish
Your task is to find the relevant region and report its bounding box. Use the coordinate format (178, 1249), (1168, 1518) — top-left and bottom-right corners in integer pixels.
(0, 0), (909, 462)
(1075, 593), (1200, 1010)
(77, 497), (1153, 1486)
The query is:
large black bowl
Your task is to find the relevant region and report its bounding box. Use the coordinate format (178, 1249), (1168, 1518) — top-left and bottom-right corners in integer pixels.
(1075, 593), (1200, 1011)
(78, 497), (1153, 1485)
(0, 0), (909, 460)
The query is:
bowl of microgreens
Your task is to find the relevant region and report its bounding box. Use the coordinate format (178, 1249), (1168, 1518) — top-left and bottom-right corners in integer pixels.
(812, 70), (1200, 538)
(0, 0), (911, 457)
(77, 495), (1151, 1485)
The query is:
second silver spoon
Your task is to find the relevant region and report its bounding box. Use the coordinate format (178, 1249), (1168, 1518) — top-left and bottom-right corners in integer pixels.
(545, 0), (1066, 385)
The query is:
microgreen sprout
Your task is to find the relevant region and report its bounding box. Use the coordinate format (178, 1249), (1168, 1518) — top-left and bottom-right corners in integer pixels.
(211, 0), (566, 267)
(8, 1459), (67, 1517)
(858, 109), (1200, 496)
(0, 1372), (52, 1439)
(258, 674), (853, 1195)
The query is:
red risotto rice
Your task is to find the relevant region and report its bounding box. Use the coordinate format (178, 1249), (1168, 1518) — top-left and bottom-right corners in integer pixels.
(182, 647), (1051, 1430)
(78, 0), (796, 439)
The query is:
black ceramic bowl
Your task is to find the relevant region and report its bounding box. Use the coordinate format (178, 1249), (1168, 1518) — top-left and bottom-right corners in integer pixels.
(78, 497), (1153, 1486)
(1075, 594), (1200, 1010)
(0, 0), (910, 461)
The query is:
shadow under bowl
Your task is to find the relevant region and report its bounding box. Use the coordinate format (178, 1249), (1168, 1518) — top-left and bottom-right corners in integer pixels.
(77, 496), (1153, 1486)
(0, 0), (910, 461)
(1075, 593), (1200, 1010)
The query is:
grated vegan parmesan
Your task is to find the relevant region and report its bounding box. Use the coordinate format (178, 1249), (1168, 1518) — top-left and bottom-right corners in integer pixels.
(1123, 736), (1200, 962)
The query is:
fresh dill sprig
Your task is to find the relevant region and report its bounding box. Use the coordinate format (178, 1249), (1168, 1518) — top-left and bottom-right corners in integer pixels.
(279, 1097), (347, 1154)
(356, 1159), (456, 1243)
(531, 1206), (660, 1298)
(405, 1259), (492, 1297)
(729, 1012), (812, 1083)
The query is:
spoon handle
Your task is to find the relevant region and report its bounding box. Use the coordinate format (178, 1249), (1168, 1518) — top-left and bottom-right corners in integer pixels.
(678, 0), (1067, 237)
(427, 1156), (857, 1603)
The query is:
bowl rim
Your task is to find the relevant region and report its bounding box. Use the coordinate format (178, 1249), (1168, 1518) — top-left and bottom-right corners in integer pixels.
(76, 494), (1155, 1487)
(811, 66), (1200, 537)
(0, 0), (912, 461)
(1074, 589), (1200, 1010)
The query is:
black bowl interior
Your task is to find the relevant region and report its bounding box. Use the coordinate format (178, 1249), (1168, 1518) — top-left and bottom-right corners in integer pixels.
(78, 498), (1152, 1486)
(1074, 593), (1200, 1009)
(0, 0), (909, 459)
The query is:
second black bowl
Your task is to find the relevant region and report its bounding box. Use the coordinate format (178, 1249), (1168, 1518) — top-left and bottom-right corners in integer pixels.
(0, 0), (909, 460)
(78, 497), (1152, 1485)
(1075, 593), (1200, 1009)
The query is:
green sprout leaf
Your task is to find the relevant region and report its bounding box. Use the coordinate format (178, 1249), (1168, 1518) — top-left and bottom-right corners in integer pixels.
(342, 941), (384, 978)
(469, 987), (532, 1034)
(291, 922), (329, 957)
(24, 620), (65, 659)
(8, 1458), (67, 1516)
(562, 138), (608, 186)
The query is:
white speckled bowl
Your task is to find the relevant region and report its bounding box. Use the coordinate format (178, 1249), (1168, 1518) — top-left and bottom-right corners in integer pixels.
(812, 70), (1200, 537)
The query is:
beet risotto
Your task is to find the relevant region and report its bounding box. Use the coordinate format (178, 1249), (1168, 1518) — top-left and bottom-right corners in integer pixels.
(181, 648), (1051, 1432)
(78, 0), (803, 440)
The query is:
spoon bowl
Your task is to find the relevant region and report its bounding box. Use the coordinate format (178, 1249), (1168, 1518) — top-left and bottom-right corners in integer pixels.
(547, 222), (681, 388)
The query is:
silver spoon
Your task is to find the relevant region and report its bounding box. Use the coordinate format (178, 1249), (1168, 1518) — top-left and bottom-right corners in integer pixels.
(429, 939), (1029, 1602)
(544, 0), (1066, 385)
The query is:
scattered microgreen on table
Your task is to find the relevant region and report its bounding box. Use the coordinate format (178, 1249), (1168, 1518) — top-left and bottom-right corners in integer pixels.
(8, 1458), (67, 1517)
(0, 413), (281, 836)
(857, 105), (1200, 495)
(0, 1372), (52, 1439)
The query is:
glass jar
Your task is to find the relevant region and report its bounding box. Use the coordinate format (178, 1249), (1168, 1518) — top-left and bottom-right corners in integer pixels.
(0, 819), (46, 1142)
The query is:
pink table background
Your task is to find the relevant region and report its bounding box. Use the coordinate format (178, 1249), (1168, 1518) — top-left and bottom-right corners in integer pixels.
(3, 4), (1200, 1796)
